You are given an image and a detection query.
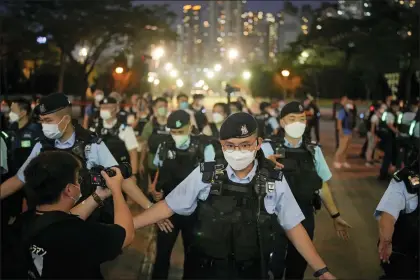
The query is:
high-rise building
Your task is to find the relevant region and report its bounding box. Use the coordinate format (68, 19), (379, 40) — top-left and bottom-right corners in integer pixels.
(277, 8), (300, 52)
(337, 0), (371, 19)
(181, 4), (203, 67)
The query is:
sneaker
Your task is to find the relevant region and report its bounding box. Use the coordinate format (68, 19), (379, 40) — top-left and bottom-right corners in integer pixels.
(333, 162), (342, 169)
(343, 162), (351, 168)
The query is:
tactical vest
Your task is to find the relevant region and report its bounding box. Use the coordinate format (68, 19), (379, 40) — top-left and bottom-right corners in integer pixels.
(87, 103), (100, 127)
(255, 114), (272, 138)
(90, 120), (130, 164)
(193, 158), (283, 263)
(157, 136), (206, 194)
(391, 165), (419, 258)
(148, 119), (169, 154)
(209, 123), (220, 139)
(377, 111), (396, 138)
(40, 122), (101, 200)
(134, 116), (150, 136)
(267, 139), (323, 206)
(397, 112), (416, 137)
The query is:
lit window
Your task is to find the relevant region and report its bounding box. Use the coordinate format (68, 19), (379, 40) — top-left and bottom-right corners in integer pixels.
(243, 31), (249, 36)
(364, 3), (368, 7)
(316, 25), (322, 30)
(248, 12), (253, 17)
(217, 37), (223, 42)
(407, 31), (412, 36)
(337, 10), (343, 15)
(203, 21), (209, 28)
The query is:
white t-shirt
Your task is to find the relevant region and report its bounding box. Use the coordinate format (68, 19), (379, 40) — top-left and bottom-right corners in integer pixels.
(103, 120), (139, 151)
(370, 114), (379, 125)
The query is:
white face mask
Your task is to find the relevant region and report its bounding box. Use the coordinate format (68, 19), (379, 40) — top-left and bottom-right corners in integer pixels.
(346, 103), (354, 110)
(95, 95), (104, 102)
(172, 134), (190, 148)
(223, 150), (256, 171)
(100, 110), (112, 120)
(212, 112), (224, 124)
(284, 122), (306, 139)
(42, 117), (68, 140)
(8, 112), (20, 123)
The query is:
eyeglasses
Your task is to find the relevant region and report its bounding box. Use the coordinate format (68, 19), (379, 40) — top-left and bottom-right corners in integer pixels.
(222, 139), (258, 153)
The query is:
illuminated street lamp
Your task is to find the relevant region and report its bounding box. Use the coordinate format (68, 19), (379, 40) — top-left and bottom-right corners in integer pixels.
(242, 70), (251, 80)
(207, 71), (215, 79)
(152, 46), (164, 60)
(164, 63), (173, 71)
(176, 79), (184, 88)
(228, 48), (239, 60)
(301, 51), (309, 58)
(79, 47), (88, 57)
(281, 70), (290, 77)
(169, 70), (178, 78)
(153, 79), (160, 85)
(214, 64), (222, 72)
(147, 76), (155, 83)
(115, 67), (124, 74)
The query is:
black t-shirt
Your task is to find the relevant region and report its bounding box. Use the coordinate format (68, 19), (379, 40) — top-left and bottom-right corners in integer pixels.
(29, 211), (125, 279)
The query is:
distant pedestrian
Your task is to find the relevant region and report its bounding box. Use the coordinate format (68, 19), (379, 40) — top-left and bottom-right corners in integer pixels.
(334, 100), (354, 168)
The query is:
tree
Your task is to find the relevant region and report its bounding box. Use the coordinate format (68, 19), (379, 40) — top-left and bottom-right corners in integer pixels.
(6, 0), (176, 95)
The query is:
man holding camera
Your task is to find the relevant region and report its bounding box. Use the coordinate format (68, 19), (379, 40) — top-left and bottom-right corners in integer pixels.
(0, 93), (160, 220)
(6, 151), (134, 279)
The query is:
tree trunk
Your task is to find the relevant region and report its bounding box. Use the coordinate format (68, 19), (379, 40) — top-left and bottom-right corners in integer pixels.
(57, 51), (66, 92)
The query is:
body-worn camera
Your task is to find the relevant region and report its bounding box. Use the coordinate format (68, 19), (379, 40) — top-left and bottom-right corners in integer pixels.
(89, 163), (132, 188)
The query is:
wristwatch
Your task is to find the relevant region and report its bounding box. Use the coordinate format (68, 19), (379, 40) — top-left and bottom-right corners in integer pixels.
(331, 212), (341, 219)
(313, 267), (329, 277)
(91, 192), (104, 208)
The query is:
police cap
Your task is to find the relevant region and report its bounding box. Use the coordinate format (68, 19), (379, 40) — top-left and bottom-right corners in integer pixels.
(280, 101), (305, 119)
(38, 93), (71, 116)
(220, 112), (257, 140)
(167, 110), (190, 129)
(100, 97), (118, 105)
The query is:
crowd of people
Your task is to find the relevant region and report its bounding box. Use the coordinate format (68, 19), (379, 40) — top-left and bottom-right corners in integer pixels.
(0, 89), (418, 280)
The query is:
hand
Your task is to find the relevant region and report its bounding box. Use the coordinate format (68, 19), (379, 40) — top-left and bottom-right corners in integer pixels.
(94, 186), (112, 201)
(152, 190), (164, 202)
(157, 218), (174, 233)
(378, 239), (392, 263)
(319, 272), (336, 279)
(333, 217), (352, 240)
(101, 167), (124, 194)
(266, 154), (284, 170)
(139, 164), (145, 178)
(130, 174), (138, 184)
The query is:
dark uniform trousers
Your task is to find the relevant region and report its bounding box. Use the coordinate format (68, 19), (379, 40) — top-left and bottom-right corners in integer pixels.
(152, 212), (197, 279)
(270, 205), (315, 280)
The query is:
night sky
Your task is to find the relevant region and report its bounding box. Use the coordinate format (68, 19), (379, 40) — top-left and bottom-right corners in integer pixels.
(139, 1), (327, 21)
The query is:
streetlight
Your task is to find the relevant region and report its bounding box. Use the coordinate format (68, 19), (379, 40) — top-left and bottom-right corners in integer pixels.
(207, 71), (215, 79)
(214, 64), (222, 72)
(301, 51), (309, 58)
(147, 76), (155, 83)
(169, 70), (178, 78)
(164, 63), (173, 71)
(281, 69), (290, 77)
(176, 79), (184, 88)
(152, 46), (164, 60)
(115, 67), (124, 74)
(153, 79), (160, 85)
(79, 47), (88, 57)
(228, 48), (239, 60)
(242, 70), (251, 80)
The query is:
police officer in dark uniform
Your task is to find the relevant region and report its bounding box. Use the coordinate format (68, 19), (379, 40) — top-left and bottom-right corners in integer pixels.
(0, 93), (156, 222)
(375, 152), (419, 279)
(255, 102), (280, 138)
(395, 103), (417, 169)
(261, 102), (351, 279)
(133, 112), (336, 280)
(151, 110), (215, 279)
(83, 89), (104, 128)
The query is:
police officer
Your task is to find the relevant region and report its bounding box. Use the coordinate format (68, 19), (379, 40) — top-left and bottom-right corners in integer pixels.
(109, 91), (129, 124)
(151, 110), (215, 279)
(303, 94), (321, 143)
(83, 89), (104, 128)
(395, 103), (417, 169)
(133, 112), (336, 279)
(0, 93), (157, 221)
(255, 102), (280, 138)
(261, 101), (351, 279)
(375, 154), (419, 279)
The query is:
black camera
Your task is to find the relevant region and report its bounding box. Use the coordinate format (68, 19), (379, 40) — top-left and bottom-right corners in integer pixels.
(89, 163), (132, 188)
(225, 84), (240, 94)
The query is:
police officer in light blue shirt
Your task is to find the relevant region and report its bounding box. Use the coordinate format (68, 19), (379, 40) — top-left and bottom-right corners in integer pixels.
(260, 101), (351, 279)
(0, 93), (156, 221)
(375, 155), (419, 279)
(133, 112), (336, 279)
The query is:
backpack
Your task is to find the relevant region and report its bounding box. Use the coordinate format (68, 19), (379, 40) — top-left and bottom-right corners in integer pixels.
(3, 211), (75, 279)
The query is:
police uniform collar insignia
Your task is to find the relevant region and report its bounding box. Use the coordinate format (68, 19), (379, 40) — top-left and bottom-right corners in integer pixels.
(176, 120), (182, 128)
(40, 104), (46, 113)
(241, 125), (248, 135)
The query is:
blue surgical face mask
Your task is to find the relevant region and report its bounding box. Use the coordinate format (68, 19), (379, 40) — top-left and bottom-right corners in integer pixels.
(179, 101), (189, 110)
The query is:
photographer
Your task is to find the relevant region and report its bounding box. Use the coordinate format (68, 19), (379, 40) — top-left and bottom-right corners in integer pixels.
(7, 151), (134, 279)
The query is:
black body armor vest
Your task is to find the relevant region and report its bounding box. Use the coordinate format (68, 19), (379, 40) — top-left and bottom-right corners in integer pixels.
(89, 120), (130, 164)
(148, 119), (169, 154)
(392, 165), (419, 258)
(193, 158), (283, 263)
(40, 122), (101, 200)
(87, 104), (100, 127)
(267, 138), (323, 207)
(255, 114), (272, 139)
(377, 111), (396, 138)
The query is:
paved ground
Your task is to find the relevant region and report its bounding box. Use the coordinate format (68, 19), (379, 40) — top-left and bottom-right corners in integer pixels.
(102, 119), (386, 280)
